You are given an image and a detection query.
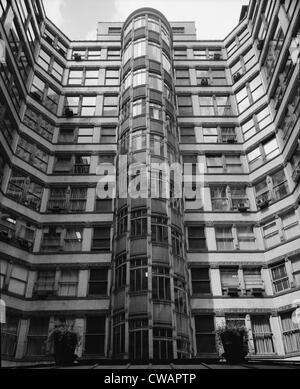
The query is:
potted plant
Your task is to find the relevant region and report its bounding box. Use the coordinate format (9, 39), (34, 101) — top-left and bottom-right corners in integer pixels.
(216, 322), (249, 364)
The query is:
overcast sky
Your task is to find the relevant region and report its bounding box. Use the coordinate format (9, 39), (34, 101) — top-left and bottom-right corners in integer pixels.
(43, 0), (249, 41)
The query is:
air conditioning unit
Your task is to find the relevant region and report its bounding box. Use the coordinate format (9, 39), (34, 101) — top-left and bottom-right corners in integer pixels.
(233, 72), (242, 83)
(226, 287), (240, 296)
(292, 165), (300, 182)
(226, 136), (237, 143)
(214, 53), (221, 60)
(31, 91), (42, 101)
(257, 40), (264, 51)
(64, 108), (74, 118)
(251, 287), (264, 296)
(49, 204), (66, 212)
(34, 289), (55, 299)
(237, 203), (249, 212)
(200, 78), (209, 86)
(257, 198), (270, 210)
(74, 53), (82, 61)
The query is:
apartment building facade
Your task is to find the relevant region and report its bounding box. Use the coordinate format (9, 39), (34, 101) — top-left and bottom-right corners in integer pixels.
(0, 0), (300, 366)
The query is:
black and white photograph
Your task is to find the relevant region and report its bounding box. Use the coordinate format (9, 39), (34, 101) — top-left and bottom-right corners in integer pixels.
(0, 0), (300, 380)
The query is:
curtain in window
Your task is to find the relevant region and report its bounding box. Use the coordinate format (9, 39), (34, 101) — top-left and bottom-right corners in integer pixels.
(281, 313), (300, 353)
(252, 316), (275, 355)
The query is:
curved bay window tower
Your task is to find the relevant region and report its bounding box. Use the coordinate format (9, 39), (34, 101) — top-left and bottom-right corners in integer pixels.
(110, 8), (193, 360)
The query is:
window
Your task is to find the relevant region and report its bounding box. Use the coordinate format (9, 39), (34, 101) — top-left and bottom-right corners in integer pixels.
(176, 69), (190, 86)
(133, 38), (146, 58)
(207, 154), (242, 174)
(244, 269), (264, 294)
(152, 266), (171, 301)
(133, 68), (146, 87)
(174, 278), (187, 315)
(172, 228), (183, 257)
(30, 76), (59, 114)
(203, 127), (218, 143)
(162, 53), (171, 73)
(68, 69), (83, 85)
(180, 127), (195, 143)
(255, 169), (289, 204)
(129, 319), (149, 360)
(123, 43), (132, 64)
(149, 73), (163, 91)
(103, 95), (118, 116)
(242, 106), (273, 141)
(237, 226), (256, 250)
(188, 226), (206, 250)
(216, 227), (234, 250)
(89, 269), (108, 295)
(26, 317), (49, 356)
(262, 219), (280, 249)
(220, 268), (239, 293)
(100, 127), (116, 144)
(85, 70), (99, 86)
(194, 49), (207, 59)
(150, 103), (163, 120)
(131, 209), (147, 237)
(178, 96), (193, 116)
(7, 171), (43, 211)
(130, 258), (148, 292)
(195, 316), (216, 355)
(153, 327), (173, 360)
(216, 96), (232, 116)
(7, 265), (27, 296)
(199, 96), (214, 116)
(115, 254), (127, 290)
(81, 96), (96, 116)
(132, 99), (145, 118)
(247, 137), (280, 171)
(1, 315), (19, 358)
(113, 313), (125, 355)
(281, 211), (300, 241)
(149, 42), (161, 62)
(148, 17), (159, 32)
(149, 135), (164, 157)
(236, 75), (264, 113)
(191, 268), (211, 294)
(23, 108), (54, 142)
(72, 49), (86, 60)
(174, 48), (187, 58)
(88, 49), (101, 60)
(34, 270), (56, 294)
(58, 270), (78, 297)
(134, 16), (145, 30)
(271, 263), (290, 293)
(107, 48), (121, 59)
(16, 137), (49, 172)
(77, 127), (94, 144)
(151, 215), (168, 243)
(281, 312), (300, 354)
(92, 227), (111, 251)
(85, 317), (105, 355)
(105, 69), (119, 86)
(117, 208), (128, 237)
